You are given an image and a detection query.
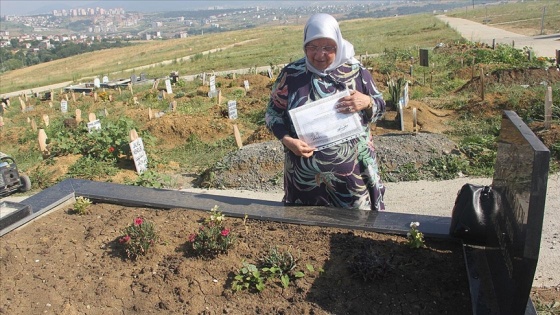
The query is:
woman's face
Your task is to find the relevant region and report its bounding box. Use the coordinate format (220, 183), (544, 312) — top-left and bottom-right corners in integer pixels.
(304, 38), (337, 71)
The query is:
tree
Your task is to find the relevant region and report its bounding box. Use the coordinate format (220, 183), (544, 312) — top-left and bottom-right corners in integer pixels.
(9, 38), (18, 48)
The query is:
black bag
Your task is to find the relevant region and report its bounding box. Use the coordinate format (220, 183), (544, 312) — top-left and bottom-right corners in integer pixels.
(449, 184), (495, 245)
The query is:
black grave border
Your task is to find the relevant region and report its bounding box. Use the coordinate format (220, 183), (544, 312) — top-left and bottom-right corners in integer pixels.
(1, 178), (451, 238)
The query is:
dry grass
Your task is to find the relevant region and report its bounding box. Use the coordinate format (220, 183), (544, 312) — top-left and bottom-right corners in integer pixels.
(0, 14), (461, 94)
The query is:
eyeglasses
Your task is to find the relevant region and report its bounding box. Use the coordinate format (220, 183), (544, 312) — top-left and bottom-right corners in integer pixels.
(304, 45), (337, 54)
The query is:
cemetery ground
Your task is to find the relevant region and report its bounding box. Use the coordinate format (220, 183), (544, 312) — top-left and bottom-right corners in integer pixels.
(1, 46), (560, 313)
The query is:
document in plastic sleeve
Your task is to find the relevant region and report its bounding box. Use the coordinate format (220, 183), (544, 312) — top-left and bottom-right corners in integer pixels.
(288, 90), (362, 150)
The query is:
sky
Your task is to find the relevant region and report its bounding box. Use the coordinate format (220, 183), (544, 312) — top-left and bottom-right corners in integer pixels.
(0, 0), (309, 16)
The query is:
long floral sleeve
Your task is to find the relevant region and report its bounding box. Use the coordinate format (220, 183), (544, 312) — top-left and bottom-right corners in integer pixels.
(265, 69), (291, 140)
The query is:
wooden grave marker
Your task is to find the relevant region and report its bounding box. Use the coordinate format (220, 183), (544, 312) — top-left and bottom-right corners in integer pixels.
(75, 109), (82, 123)
(544, 86), (552, 129)
(30, 119), (37, 132)
(38, 129), (48, 157)
(42, 114), (49, 127)
(233, 124), (243, 148)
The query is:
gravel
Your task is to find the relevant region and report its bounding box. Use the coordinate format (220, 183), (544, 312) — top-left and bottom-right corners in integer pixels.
(202, 132), (460, 192)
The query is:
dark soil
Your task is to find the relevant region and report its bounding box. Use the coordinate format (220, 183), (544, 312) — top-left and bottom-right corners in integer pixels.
(0, 203), (472, 315)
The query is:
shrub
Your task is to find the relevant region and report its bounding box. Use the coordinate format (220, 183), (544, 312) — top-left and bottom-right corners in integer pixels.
(187, 206), (235, 258)
(119, 217), (158, 260)
(72, 196), (92, 215)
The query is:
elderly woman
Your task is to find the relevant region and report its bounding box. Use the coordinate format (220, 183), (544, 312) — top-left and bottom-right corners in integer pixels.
(265, 13), (386, 211)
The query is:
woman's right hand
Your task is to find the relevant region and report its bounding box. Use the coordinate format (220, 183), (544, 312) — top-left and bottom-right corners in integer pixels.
(281, 136), (315, 158)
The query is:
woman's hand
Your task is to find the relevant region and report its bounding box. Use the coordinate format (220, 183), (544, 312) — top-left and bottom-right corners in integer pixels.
(336, 90), (372, 113)
(282, 136), (315, 158)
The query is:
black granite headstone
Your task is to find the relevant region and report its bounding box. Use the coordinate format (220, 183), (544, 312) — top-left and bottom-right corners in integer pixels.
(464, 110), (549, 315)
(419, 48), (429, 67)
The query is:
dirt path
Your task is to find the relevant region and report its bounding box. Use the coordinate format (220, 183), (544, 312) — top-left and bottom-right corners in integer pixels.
(436, 15), (560, 58)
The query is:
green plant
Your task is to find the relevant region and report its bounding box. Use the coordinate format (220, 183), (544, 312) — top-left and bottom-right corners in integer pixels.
(124, 170), (175, 188)
(232, 261), (266, 292)
(407, 221), (425, 249)
(387, 77), (407, 107)
(260, 245), (297, 276)
(65, 156), (119, 180)
(73, 196), (92, 215)
(232, 246), (320, 293)
(187, 206), (235, 258)
(423, 154), (468, 180)
(118, 217), (158, 260)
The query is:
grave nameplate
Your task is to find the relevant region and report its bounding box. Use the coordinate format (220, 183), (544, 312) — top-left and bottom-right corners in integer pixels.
(130, 74), (137, 83)
(464, 110), (549, 315)
(403, 81), (409, 108)
(165, 79), (173, 94)
(130, 138), (148, 174)
(209, 75), (216, 95)
(228, 100), (238, 120)
(87, 120), (102, 133)
(60, 100), (68, 113)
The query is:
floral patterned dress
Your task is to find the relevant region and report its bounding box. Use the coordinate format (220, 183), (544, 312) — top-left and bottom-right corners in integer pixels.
(265, 58), (386, 210)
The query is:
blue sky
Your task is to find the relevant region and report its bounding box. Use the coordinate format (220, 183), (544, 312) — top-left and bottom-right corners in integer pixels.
(0, 1), (307, 16)
(2, 1), (101, 16)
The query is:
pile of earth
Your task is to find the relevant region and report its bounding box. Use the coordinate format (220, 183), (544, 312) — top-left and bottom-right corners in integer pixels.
(198, 132), (460, 192)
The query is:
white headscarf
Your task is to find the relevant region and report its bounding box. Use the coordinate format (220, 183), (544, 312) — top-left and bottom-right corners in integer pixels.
(303, 13), (358, 76)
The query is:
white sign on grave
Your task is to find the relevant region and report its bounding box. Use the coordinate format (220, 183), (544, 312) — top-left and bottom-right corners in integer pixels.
(87, 119), (102, 133)
(102, 76), (109, 83)
(267, 68), (273, 79)
(60, 100), (68, 113)
(227, 100), (238, 120)
(244, 80), (250, 91)
(165, 79), (173, 94)
(208, 75), (217, 98)
(403, 81), (409, 108)
(398, 99), (405, 131)
(130, 138), (148, 174)
(94, 78), (100, 88)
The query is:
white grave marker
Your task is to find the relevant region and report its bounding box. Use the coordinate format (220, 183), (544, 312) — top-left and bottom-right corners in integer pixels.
(87, 120), (102, 133)
(129, 130), (148, 174)
(208, 75), (217, 98)
(403, 81), (409, 108)
(60, 100), (68, 113)
(398, 99), (405, 131)
(165, 79), (173, 94)
(244, 80), (250, 91)
(228, 100), (238, 120)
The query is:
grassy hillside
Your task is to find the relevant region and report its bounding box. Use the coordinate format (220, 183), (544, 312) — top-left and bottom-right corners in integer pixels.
(0, 14), (462, 94)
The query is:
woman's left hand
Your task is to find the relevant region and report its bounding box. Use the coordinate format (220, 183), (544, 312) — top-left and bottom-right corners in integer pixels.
(336, 90), (371, 114)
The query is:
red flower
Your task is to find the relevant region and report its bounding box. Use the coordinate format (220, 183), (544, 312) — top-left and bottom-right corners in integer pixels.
(119, 235), (131, 243)
(220, 229), (230, 237)
(188, 234), (197, 242)
(134, 217), (143, 226)
(108, 146), (115, 153)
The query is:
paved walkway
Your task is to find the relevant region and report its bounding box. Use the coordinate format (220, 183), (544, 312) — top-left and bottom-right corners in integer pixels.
(437, 15), (559, 59)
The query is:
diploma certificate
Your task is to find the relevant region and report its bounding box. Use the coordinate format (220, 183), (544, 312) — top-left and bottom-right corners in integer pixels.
(288, 90), (363, 150)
